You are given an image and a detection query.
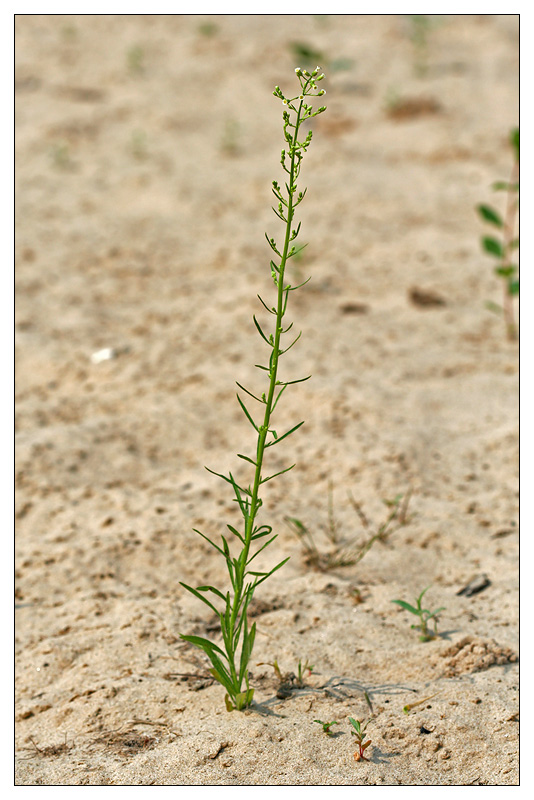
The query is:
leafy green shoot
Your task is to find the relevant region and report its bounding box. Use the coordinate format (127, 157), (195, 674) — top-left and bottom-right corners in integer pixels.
(314, 719), (339, 735)
(392, 587), (445, 642)
(348, 717), (373, 761)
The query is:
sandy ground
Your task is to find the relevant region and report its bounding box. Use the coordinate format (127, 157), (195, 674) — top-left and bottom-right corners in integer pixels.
(15, 14), (519, 785)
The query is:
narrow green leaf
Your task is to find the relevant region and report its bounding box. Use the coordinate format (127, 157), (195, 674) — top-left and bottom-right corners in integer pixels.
(477, 204), (503, 228)
(271, 384), (287, 413)
(227, 522), (244, 539)
(265, 420), (305, 447)
(179, 633), (228, 660)
(280, 330), (302, 355)
(252, 556), (290, 587)
(425, 607), (445, 620)
(253, 315), (272, 346)
(180, 582), (220, 616)
(237, 453), (258, 466)
(276, 375), (311, 386)
(287, 243), (308, 259)
(247, 535), (278, 563)
(228, 471), (250, 519)
(272, 206), (287, 222)
(234, 688), (254, 710)
(257, 294), (276, 314)
(239, 622), (257, 683)
(265, 233), (282, 256)
(509, 279), (519, 296)
(482, 236), (503, 258)
(416, 587), (430, 605)
(287, 274), (312, 290)
(260, 464), (295, 484)
(392, 599), (419, 615)
(208, 661), (235, 695)
(205, 466), (233, 485)
(236, 394), (259, 431)
(191, 528), (226, 558)
(196, 585), (227, 602)
(251, 524), (273, 540)
(236, 381), (265, 404)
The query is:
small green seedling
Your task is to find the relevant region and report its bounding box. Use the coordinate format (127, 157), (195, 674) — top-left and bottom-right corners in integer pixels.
(476, 127), (519, 340)
(179, 69), (326, 712)
(392, 587), (444, 642)
(296, 658), (314, 687)
(348, 717), (372, 762)
(314, 719), (339, 735)
(257, 657), (313, 689)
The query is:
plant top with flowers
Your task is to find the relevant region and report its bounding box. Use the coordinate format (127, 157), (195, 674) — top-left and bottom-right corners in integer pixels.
(180, 67), (326, 712)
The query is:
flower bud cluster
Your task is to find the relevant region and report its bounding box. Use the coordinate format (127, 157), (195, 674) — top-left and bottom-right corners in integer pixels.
(273, 67), (327, 112)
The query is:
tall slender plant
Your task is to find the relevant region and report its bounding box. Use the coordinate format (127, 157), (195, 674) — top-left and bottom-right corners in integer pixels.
(180, 68), (326, 711)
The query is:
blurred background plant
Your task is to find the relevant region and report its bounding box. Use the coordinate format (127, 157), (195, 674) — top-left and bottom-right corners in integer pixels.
(476, 128), (519, 340)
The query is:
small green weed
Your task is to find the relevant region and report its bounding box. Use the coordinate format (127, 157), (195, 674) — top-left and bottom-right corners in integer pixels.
(348, 717), (372, 761)
(403, 14), (442, 76)
(286, 487), (412, 572)
(257, 657), (313, 689)
(180, 68), (326, 711)
(314, 719), (339, 735)
(476, 127), (519, 340)
(198, 21), (219, 37)
(289, 42), (353, 74)
(392, 586), (445, 642)
(127, 44), (145, 75)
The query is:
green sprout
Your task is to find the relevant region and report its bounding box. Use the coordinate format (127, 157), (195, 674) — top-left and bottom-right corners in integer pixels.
(179, 68), (326, 712)
(476, 127), (519, 340)
(392, 587), (445, 642)
(296, 658), (314, 687)
(348, 717), (372, 762)
(314, 719), (339, 735)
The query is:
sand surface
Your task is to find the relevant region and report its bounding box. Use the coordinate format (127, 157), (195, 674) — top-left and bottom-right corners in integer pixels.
(15, 14), (519, 786)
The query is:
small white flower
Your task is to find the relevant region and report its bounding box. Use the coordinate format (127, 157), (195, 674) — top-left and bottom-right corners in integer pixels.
(318, 89), (326, 96)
